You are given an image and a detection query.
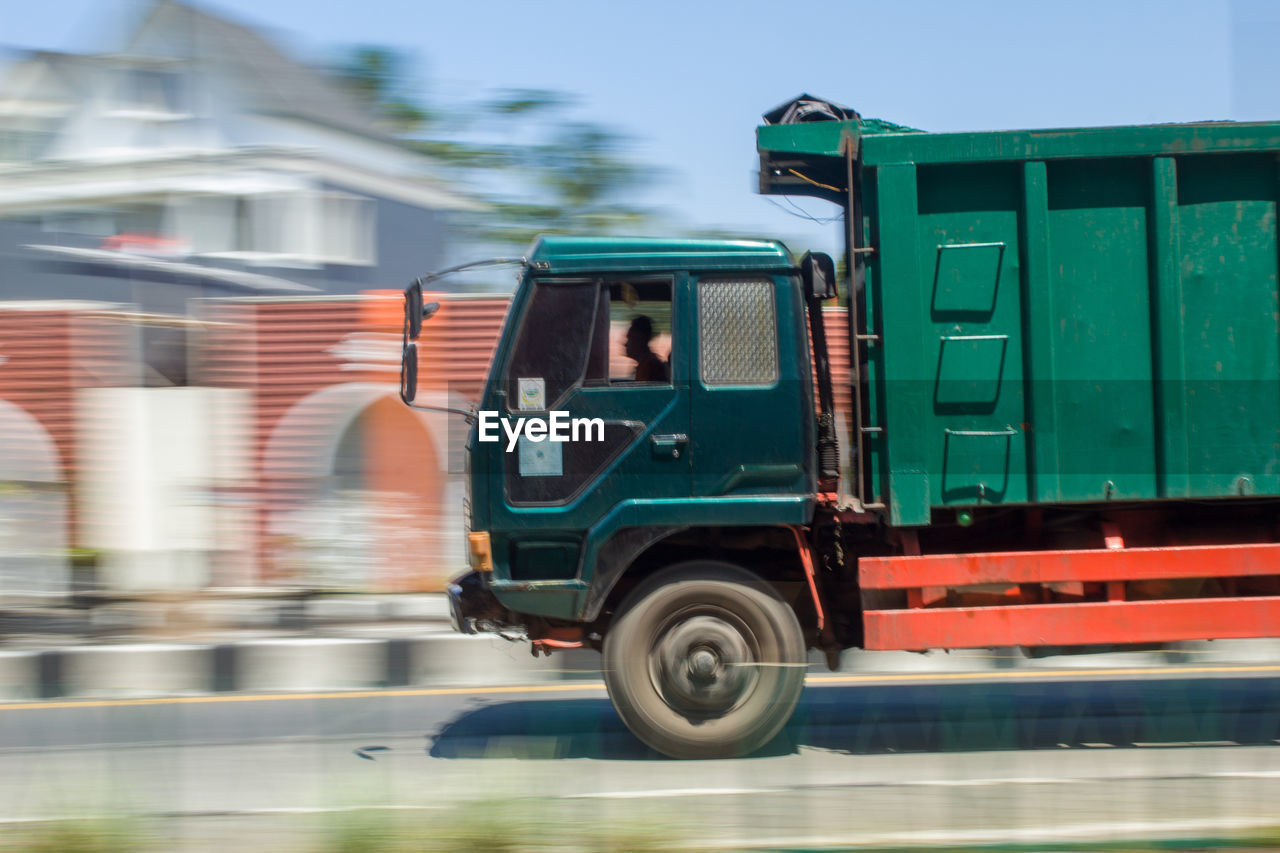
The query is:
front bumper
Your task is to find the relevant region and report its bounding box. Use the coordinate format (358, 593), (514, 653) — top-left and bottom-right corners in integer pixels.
(446, 570), (509, 635)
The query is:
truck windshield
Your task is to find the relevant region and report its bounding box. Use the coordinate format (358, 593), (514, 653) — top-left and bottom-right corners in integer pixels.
(504, 281), (598, 411)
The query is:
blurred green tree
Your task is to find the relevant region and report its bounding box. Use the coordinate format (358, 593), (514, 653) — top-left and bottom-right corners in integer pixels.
(332, 47), (658, 251)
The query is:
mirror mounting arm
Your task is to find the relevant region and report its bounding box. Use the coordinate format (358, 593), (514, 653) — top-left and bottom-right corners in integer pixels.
(403, 400), (477, 423)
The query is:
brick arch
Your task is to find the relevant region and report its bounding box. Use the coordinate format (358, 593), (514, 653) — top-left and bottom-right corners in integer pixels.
(0, 398), (64, 483)
(262, 383), (461, 590)
(0, 398), (69, 595)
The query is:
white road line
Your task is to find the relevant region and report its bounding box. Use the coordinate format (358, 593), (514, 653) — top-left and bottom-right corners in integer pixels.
(564, 787), (782, 800)
(711, 816), (1280, 849)
(0, 805), (448, 824)
(1208, 769), (1280, 779)
(564, 778), (1078, 799)
(894, 776), (1077, 787)
(562, 768), (1280, 801)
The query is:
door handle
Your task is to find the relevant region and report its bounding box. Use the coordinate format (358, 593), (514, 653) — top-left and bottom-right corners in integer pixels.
(650, 433), (688, 460)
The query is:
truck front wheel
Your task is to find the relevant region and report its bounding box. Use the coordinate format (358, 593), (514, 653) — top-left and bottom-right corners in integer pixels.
(602, 561), (806, 759)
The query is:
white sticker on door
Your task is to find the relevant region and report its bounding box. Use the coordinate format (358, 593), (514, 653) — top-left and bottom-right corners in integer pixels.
(518, 377), (545, 411)
(518, 434), (562, 477)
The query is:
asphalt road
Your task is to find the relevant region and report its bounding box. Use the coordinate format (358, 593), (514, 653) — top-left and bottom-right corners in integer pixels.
(2, 666), (1279, 851)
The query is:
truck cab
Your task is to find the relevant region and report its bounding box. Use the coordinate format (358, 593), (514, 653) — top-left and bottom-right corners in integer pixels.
(428, 236), (831, 758)
(469, 237), (816, 612)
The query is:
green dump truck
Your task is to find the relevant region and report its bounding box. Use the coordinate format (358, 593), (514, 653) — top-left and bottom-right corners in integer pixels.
(402, 95), (1280, 759)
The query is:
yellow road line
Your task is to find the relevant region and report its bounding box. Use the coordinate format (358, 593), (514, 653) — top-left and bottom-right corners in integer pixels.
(0, 682), (607, 712)
(1, 663), (1278, 713)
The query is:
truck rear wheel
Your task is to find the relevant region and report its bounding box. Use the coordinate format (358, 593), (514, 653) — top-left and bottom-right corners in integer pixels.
(602, 561), (806, 759)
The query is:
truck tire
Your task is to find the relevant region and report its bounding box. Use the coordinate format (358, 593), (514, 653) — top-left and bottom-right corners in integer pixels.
(602, 561), (806, 759)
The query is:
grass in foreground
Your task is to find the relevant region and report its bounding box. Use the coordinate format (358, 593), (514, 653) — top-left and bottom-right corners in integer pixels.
(0, 817), (144, 853)
(318, 800), (671, 853)
(7, 810), (1280, 852)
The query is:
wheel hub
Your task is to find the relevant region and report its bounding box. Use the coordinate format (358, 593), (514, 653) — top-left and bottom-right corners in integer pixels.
(687, 646), (720, 681)
(651, 612), (758, 717)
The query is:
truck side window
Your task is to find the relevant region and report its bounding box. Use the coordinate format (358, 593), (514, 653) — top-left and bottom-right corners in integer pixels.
(582, 279), (673, 386)
(698, 278), (778, 386)
(504, 281), (597, 410)
(612, 281), (673, 384)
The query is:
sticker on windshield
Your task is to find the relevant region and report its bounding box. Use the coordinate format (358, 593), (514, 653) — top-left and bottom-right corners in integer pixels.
(518, 435), (562, 477)
(518, 377), (545, 411)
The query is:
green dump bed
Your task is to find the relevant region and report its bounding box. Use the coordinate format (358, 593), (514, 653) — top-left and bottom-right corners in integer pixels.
(759, 118), (1280, 525)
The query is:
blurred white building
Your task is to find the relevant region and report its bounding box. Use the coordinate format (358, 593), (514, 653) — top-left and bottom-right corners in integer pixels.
(0, 2), (478, 594)
(0, 0), (473, 304)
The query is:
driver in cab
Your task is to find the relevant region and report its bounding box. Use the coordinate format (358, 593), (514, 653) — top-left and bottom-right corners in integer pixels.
(624, 316), (668, 382)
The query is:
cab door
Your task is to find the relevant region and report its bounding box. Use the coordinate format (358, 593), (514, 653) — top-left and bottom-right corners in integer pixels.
(689, 274), (812, 498)
(486, 276), (689, 586)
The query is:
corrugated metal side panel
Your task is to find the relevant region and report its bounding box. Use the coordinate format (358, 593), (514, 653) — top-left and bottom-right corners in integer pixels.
(250, 299), (356, 470)
(0, 310), (75, 480)
(254, 300), (359, 584)
(191, 298), (359, 584)
(821, 305), (853, 433)
(358, 293), (449, 589)
(73, 313), (139, 390)
(419, 293), (510, 402)
(195, 295), (486, 590)
(388, 291), (518, 587)
(69, 313), (146, 549)
(192, 301), (261, 585)
(194, 302), (259, 393)
(0, 308), (138, 547)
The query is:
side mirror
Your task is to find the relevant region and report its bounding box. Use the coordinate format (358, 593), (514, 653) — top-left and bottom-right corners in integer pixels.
(800, 251), (838, 301)
(401, 280), (435, 405)
(400, 341), (418, 404)
(404, 281), (440, 342)
(404, 281), (423, 341)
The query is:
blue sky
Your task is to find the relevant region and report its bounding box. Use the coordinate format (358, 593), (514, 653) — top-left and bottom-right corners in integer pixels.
(6, 0), (1279, 256)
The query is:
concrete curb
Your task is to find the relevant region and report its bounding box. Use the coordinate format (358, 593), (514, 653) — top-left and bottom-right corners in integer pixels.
(0, 633), (601, 700)
(1, 594), (455, 638)
(1, 635), (1277, 702)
